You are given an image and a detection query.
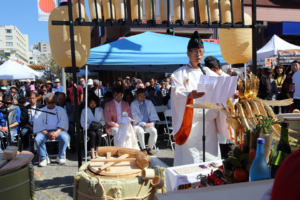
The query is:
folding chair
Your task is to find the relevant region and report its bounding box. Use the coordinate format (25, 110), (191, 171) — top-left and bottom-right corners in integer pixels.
(155, 105), (171, 126)
(164, 109), (175, 151)
(0, 133), (20, 151)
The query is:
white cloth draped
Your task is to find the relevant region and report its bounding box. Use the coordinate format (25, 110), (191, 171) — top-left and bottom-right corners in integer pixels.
(114, 112), (139, 150)
(171, 65), (231, 166)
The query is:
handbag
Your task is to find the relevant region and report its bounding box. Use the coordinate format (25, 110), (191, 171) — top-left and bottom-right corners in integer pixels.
(89, 121), (102, 131)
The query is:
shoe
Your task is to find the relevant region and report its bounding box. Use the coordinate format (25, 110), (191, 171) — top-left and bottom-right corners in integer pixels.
(56, 157), (66, 165)
(142, 149), (148, 156)
(147, 148), (155, 156)
(39, 157), (50, 167)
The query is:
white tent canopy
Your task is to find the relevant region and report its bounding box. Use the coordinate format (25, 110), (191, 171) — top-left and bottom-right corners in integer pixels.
(20, 64), (42, 78)
(257, 35), (300, 59)
(0, 60), (35, 80)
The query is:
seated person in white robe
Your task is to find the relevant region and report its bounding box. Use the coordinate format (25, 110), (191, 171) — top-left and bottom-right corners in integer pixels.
(34, 93), (69, 167)
(171, 31), (232, 166)
(130, 88), (160, 155)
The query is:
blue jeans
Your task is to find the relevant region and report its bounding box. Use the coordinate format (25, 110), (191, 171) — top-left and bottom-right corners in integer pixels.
(0, 129), (17, 152)
(34, 131), (69, 160)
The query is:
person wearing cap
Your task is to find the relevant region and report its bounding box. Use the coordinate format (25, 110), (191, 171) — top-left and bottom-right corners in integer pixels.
(258, 68), (278, 100)
(92, 79), (102, 98)
(171, 31), (232, 166)
(52, 78), (64, 93)
(9, 85), (19, 104)
(45, 80), (53, 93)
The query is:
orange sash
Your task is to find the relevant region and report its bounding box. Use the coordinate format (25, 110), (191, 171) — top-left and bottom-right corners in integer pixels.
(174, 97), (194, 145)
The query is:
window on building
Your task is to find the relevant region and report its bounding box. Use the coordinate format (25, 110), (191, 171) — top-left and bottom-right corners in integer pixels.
(6, 42), (13, 46)
(6, 36), (12, 40)
(43, 47), (47, 49)
(29, 57), (33, 60)
(5, 53), (10, 57)
(5, 29), (12, 33)
(43, 50), (47, 52)
(43, 44), (47, 46)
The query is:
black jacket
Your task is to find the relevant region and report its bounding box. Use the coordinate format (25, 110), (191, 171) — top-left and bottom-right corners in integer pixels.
(20, 103), (44, 128)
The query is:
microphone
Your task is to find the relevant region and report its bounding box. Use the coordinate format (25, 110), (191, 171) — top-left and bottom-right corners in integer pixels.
(198, 63), (206, 75)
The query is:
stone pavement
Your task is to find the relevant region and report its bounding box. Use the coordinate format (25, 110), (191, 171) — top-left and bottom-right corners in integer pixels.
(32, 136), (174, 200)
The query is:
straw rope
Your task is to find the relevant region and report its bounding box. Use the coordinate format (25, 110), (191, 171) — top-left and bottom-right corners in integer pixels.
(0, 179), (29, 194)
(28, 162), (37, 200)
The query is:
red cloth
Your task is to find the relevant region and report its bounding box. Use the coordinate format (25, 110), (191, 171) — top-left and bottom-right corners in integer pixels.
(67, 86), (83, 105)
(271, 149), (300, 200)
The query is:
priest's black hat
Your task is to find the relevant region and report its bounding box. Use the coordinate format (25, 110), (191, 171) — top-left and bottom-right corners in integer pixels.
(187, 31), (204, 50)
(204, 56), (219, 69)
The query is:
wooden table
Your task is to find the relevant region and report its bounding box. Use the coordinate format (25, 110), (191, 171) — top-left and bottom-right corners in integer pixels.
(155, 179), (274, 200)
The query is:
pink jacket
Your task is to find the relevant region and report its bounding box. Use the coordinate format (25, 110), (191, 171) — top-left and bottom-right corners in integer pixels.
(104, 100), (133, 135)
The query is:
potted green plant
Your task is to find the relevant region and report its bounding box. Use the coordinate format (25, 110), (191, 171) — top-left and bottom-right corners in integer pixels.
(256, 115), (281, 163)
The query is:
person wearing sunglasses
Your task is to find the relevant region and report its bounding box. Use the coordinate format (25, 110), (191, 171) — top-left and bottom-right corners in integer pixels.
(34, 93), (69, 167)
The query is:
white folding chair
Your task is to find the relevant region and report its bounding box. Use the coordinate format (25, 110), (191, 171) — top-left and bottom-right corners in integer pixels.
(155, 105), (171, 126)
(164, 109), (175, 151)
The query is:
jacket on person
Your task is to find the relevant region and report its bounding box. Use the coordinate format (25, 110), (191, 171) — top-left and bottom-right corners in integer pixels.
(104, 100), (132, 135)
(20, 103), (44, 128)
(146, 85), (160, 96)
(145, 96), (162, 106)
(130, 99), (160, 126)
(80, 107), (105, 130)
(57, 102), (75, 123)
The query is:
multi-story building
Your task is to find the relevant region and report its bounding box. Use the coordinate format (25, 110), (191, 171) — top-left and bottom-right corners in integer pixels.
(30, 40), (51, 57)
(0, 25), (29, 64)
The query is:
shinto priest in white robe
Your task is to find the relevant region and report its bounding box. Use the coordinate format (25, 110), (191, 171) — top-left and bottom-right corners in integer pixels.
(171, 64), (231, 166)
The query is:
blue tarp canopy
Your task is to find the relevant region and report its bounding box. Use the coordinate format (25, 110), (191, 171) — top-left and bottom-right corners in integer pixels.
(86, 32), (226, 73)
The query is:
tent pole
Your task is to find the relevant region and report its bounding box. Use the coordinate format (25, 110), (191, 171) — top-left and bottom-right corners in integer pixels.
(85, 65), (88, 163)
(67, 0), (82, 168)
(252, 0), (257, 75)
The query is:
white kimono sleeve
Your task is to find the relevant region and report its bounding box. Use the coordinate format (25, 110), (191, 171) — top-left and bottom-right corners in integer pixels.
(216, 110), (231, 140)
(80, 108), (90, 130)
(171, 70), (190, 136)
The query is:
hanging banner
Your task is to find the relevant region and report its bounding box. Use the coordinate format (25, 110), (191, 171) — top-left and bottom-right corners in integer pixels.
(37, 0), (57, 21)
(265, 58), (276, 68)
(277, 50), (300, 65)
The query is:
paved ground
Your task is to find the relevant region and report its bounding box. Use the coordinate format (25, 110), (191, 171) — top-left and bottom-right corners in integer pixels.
(32, 135), (174, 200)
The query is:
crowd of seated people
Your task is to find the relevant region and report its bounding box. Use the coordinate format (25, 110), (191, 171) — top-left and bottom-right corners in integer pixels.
(0, 75), (172, 166)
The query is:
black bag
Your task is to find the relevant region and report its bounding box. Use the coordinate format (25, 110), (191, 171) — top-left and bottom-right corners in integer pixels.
(89, 121), (102, 131)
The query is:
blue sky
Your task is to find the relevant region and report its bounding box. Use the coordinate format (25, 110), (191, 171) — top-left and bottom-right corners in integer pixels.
(0, 0), (91, 50)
